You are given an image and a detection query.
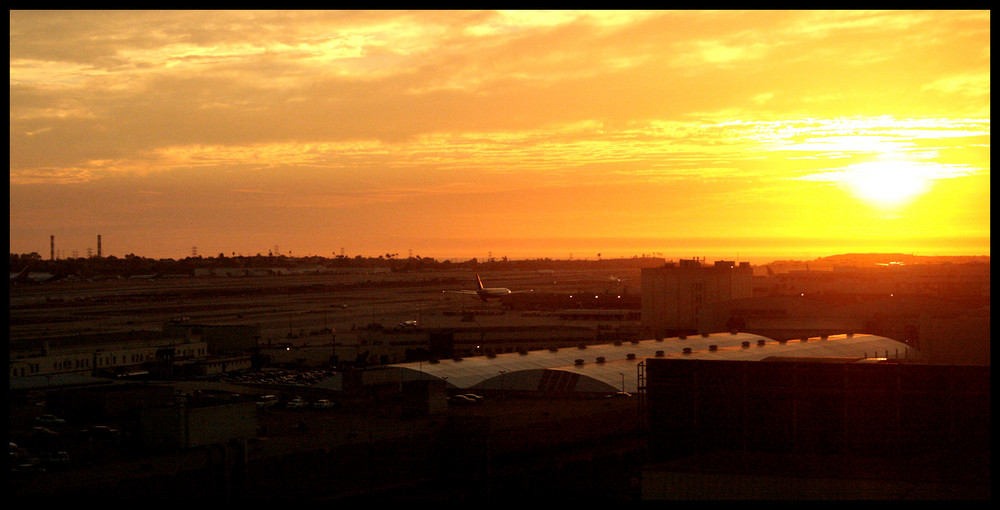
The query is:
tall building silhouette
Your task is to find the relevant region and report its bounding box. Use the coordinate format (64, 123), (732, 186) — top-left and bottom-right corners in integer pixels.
(641, 259), (753, 337)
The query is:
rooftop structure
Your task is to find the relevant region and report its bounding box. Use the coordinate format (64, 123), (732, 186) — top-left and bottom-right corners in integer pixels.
(387, 332), (915, 394)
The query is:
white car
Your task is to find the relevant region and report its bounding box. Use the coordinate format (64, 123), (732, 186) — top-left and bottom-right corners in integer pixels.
(448, 395), (476, 406)
(314, 399), (336, 409)
(286, 397), (307, 409)
(256, 395), (278, 408)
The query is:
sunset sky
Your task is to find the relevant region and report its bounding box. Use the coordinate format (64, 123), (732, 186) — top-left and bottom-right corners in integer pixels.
(9, 10), (991, 263)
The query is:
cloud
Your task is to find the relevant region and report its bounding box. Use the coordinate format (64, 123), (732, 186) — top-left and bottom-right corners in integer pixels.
(10, 10), (991, 258)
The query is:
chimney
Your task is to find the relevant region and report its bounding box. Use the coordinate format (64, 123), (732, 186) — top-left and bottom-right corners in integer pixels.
(97, 235), (102, 258)
(50, 235), (55, 260)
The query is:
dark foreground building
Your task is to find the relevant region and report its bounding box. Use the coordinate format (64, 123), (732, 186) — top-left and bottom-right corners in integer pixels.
(11, 354), (989, 501)
(641, 358), (990, 499)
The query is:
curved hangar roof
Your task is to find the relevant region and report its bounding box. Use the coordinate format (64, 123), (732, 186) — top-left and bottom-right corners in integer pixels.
(389, 332), (915, 394)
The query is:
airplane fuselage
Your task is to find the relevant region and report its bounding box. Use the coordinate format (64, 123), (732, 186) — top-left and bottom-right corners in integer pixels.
(476, 288), (512, 301)
(445, 274), (528, 301)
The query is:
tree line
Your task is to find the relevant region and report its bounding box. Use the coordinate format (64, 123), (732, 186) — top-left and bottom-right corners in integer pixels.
(10, 251), (666, 278)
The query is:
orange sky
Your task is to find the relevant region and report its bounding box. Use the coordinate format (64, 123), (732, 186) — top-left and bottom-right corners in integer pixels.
(9, 10), (991, 263)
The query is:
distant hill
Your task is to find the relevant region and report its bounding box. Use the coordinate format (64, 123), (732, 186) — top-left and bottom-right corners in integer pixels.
(808, 253), (989, 267)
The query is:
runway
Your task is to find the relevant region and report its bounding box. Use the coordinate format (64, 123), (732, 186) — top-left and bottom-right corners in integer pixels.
(10, 267), (643, 348)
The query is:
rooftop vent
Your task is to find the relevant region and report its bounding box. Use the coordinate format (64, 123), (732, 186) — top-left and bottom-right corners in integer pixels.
(701, 332), (710, 338)
(596, 356), (606, 363)
(709, 344), (718, 351)
(741, 341), (750, 348)
(548, 347), (559, 352)
(626, 353), (636, 360)
(679, 335), (687, 340)
(800, 337), (809, 343)
(574, 359), (585, 366)
(614, 341), (622, 346)
(577, 344), (587, 349)
(683, 347), (692, 354)
(757, 339), (765, 346)
(655, 350), (665, 357)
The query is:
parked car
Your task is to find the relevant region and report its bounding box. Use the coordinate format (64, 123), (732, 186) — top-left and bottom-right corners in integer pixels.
(38, 450), (70, 468)
(448, 395), (476, 406)
(604, 391), (632, 398)
(286, 397), (307, 409)
(255, 395), (278, 408)
(34, 414), (66, 426)
(314, 399), (336, 409)
(11, 458), (46, 475)
(82, 425), (120, 440)
(462, 393), (484, 402)
(31, 426), (59, 439)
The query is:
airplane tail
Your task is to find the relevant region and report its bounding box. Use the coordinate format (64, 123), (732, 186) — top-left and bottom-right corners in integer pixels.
(10, 264), (32, 284)
(476, 274), (484, 290)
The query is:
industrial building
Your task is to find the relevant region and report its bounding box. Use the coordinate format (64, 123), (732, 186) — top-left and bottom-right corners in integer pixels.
(641, 356), (990, 499)
(641, 259), (753, 338)
(335, 323), (602, 367)
(694, 294), (990, 365)
(383, 332), (917, 395)
(9, 326), (258, 386)
(139, 395), (257, 450)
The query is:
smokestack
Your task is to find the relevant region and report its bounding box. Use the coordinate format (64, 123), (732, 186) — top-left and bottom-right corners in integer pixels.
(97, 235), (102, 258)
(50, 235), (55, 260)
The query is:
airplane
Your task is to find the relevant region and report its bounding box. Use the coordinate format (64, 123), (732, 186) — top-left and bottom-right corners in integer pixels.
(9, 264), (65, 284)
(9, 265), (33, 284)
(444, 274), (531, 302)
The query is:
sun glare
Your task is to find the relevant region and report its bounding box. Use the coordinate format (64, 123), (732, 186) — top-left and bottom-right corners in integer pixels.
(841, 160), (932, 207)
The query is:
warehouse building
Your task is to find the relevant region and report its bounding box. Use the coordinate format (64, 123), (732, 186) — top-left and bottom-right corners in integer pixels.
(641, 356), (990, 499)
(384, 332), (917, 395)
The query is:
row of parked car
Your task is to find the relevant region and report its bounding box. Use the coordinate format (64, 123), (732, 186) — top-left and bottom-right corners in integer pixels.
(10, 443), (70, 475)
(256, 395), (338, 409)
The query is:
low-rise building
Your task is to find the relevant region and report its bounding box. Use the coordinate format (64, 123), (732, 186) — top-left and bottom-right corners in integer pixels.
(139, 394), (257, 450)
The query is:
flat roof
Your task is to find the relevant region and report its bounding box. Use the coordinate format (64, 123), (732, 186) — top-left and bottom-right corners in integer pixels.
(390, 332), (916, 393)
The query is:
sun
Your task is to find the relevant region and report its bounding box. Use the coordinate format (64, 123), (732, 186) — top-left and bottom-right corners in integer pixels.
(841, 160), (931, 207)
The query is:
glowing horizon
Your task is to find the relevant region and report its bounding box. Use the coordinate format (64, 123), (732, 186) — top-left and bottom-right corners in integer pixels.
(10, 10), (990, 262)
